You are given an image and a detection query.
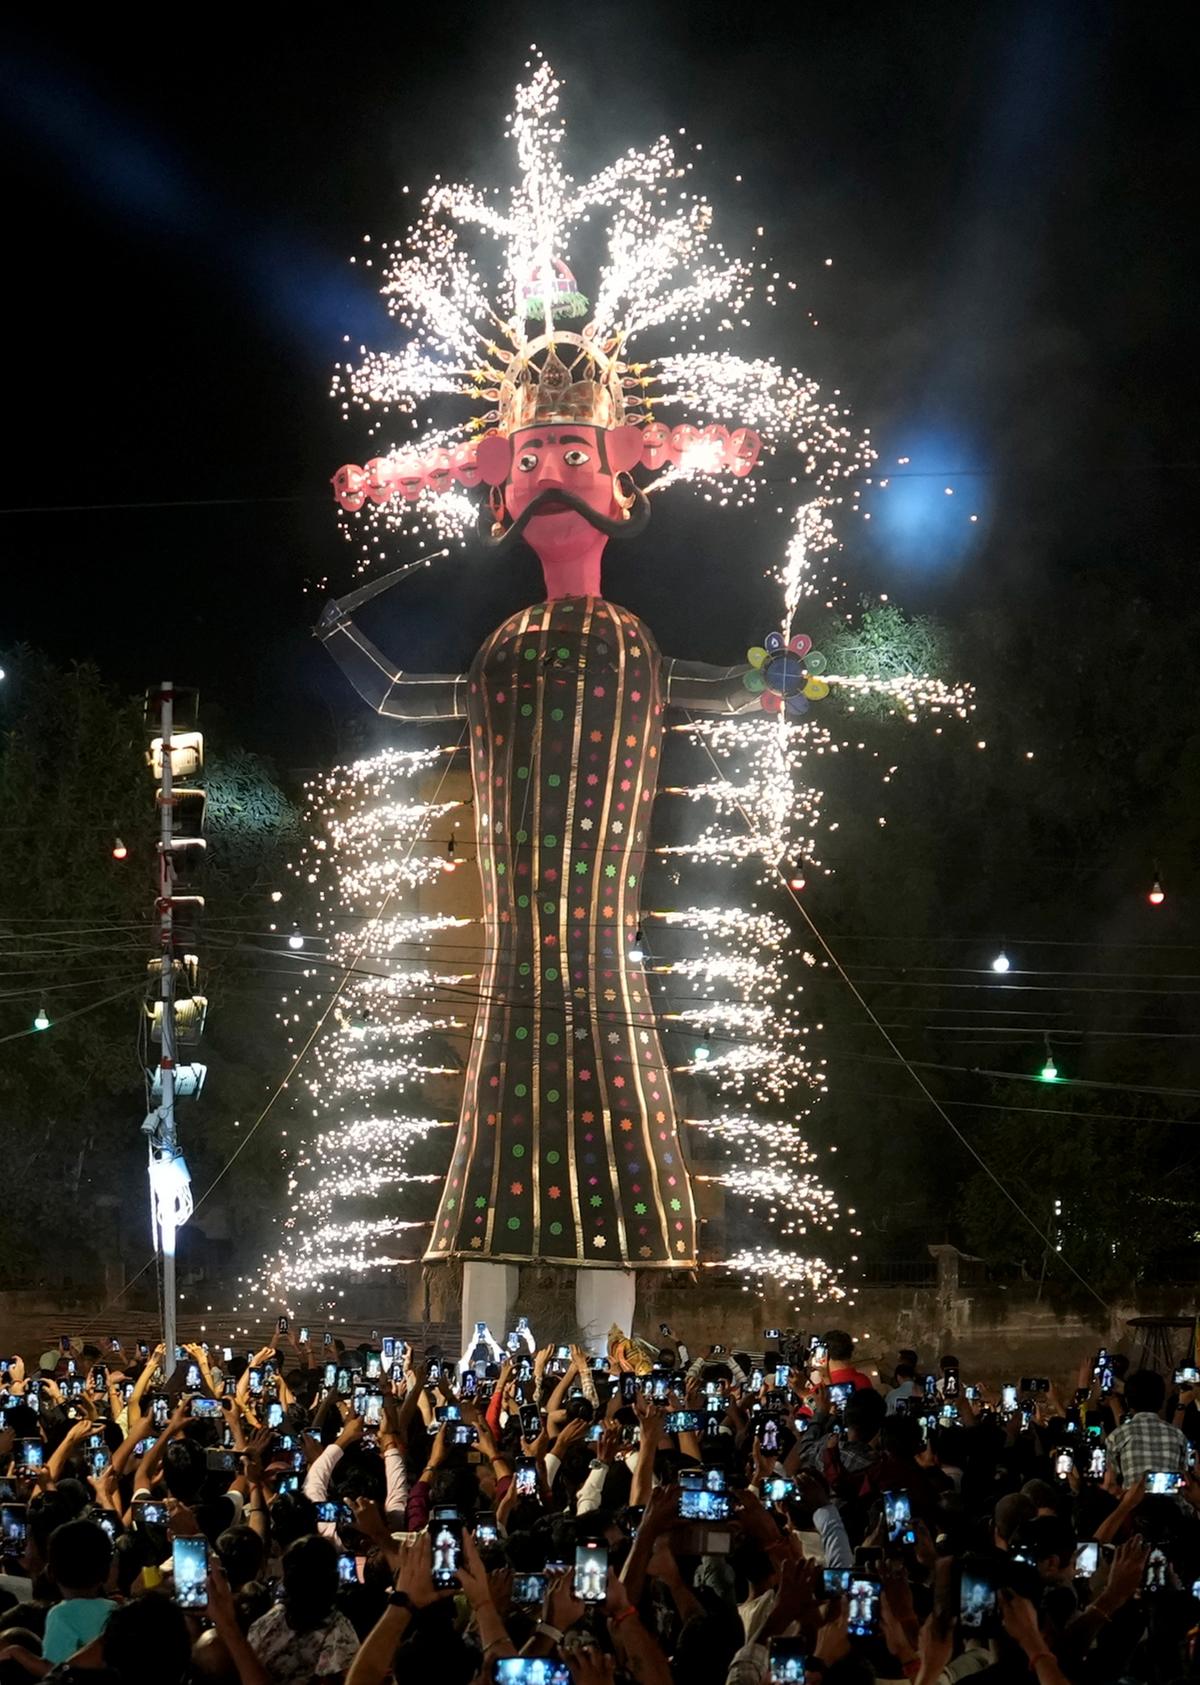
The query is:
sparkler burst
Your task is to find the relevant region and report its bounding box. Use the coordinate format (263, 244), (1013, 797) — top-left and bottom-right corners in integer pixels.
(249, 53), (976, 1315)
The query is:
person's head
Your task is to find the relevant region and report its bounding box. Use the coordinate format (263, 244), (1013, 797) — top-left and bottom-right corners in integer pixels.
(1124, 1368), (1166, 1414)
(843, 1388), (886, 1444)
(280, 1534), (339, 1633)
(162, 1437), (206, 1504)
(479, 421), (648, 589)
(1110, 1353), (1130, 1380)
(101, 1593), (191, 1684)
(891, 1364), (916, 1386)
(939, 1354), (959, 1373)
(1020, 1480), (1060, 1518)
(261, 1491), (317, 1554)
(880, 1412), (923, 1462)
(898, 1349), (918, 1369)
(215, 1525), (264, 1591)
(46, 1518), (112, 1596)
(993, 1492), (1035, 1549)
(824, 1330), (855, 1363)
(1011, 1515), (1077, 1584)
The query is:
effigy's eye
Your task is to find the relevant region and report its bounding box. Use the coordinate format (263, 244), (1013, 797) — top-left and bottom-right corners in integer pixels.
(562, 449), (591, 467)
(518, 452), (539, 472)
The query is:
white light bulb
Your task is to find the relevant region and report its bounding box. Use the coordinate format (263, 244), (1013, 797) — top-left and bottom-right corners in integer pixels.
(991, 951), (1010, 974)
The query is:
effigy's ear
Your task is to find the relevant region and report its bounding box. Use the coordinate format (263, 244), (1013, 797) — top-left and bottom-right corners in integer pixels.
(605, 425), (644, 473)
(477, 433), (513, 486)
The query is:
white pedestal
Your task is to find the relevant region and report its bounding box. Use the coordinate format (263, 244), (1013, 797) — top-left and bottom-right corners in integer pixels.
(460, 1260), (519, 1358)
(575, 1268), (637, 1355)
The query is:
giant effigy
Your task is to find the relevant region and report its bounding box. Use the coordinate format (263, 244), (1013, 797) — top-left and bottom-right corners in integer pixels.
(276, 58), (967, 1339)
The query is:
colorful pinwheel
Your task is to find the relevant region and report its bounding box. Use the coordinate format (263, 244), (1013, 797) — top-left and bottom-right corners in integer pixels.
(743, 631), (830, 716)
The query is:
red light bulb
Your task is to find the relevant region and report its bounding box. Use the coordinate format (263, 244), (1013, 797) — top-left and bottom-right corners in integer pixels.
(1148, 878), (1165, 906)
(111, 838), (128, 860)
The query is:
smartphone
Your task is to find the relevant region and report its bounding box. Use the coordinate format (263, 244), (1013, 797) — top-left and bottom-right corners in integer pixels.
(652, 1374), (671, 1401)
(450, 1422), (478, 1447)
(757, 1417), (781, 1454)
(1174, 1365), (1200, 1386)
(665, 1410), (702, 1433)
(679, 1475), (731, 1522)
(493, 1664), (570, 1685)
(362, 1393), (384, 1429)
(173, 1536), (209, 1609)
(59, 1336), (72, 1352)
(0, 1504), (27, 1551)
(277, 1316), (289, 1336)
(512, 1570), (549, 1604)
(1087, 1447), (1107, 1481)
(884, 1490), (916, 1546)
(16, 1441), (43, 1472)
(943, 1370), (960, 1399)
(205, 1449), (239, 1474)
(828, 1384), (853, 1411)
(382, 1337), (396, 1364)
(276, 1474), (300, 1494)
(316, 1500), (354, 1527)
(620, 1374), (638, 1404)
(822, 1568), (850, 1597)
(365, 1351), (382, 1381)
(462, 1372), (478, 1400)
(434, 1403), (462, 1423)
(1054, 1450), (1074, 1481)
(959, 1566), (996, 1631)
(516, 1358), (532, 1382)
(519, 1405), (542, 1440)
(89, 1448), (111, 1477)
(133, 1498), (169, 1529)
(429, 1511), (463, 1589)
(767, 1638), (807, 1685)
(474, 1516), (500, 1545)
(331, 1550), (356, 1585)
(185, 1363), (203, 1391)
(1145, 1471), (1184, 1496)
(191, 1398), (223, 1420)
(1143, 1547), (1168, 1593)
(846, 1576), (881, 1638)
(573, 1539), (608, 1603)
(773, 1363), (790, 1388)
(514, 1457), (539, 1498)
(1075, 1542), (1100, 1578)
(247, 1367), (263, 1396)
(90, 1365), (108, 1390)
(764, 1475), (794, 1503)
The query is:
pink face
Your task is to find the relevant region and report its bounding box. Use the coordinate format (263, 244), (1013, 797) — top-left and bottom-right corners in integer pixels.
(451, 441), (482, 488)
(503, 425), (619, 552)
(425, 451), (453, 495)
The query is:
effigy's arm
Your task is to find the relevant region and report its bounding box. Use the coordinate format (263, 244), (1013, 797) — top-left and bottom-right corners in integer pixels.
(664, 657), (761, 717)
(316, 602), (467, 721)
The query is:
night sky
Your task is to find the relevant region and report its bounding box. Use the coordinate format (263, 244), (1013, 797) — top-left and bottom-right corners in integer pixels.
(3, 4), (1191, 769)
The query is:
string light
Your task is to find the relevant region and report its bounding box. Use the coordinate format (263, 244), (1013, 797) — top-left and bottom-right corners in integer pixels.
(33, 1003), (50, 1031)
(992, 949), (1011, 974)
(111, 837), (128, 861)
(1148, 875), (1165, 906)
(287, 927), (305, 951)
(1039, 1034), (1059, 1083)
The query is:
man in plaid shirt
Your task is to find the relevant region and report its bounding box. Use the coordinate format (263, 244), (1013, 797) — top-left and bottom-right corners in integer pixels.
(1106, 1369), (1190, 1485)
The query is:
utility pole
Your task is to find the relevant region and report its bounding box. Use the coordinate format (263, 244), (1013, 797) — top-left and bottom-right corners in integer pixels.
(143, 683), (206, 1369)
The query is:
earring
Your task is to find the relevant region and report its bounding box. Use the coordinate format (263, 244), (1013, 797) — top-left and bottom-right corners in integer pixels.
(615, 471), (637, 513)
(489, 485), (507, 538)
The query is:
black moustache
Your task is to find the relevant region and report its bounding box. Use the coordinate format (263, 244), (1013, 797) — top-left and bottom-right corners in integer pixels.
(481, 484), (651, 551)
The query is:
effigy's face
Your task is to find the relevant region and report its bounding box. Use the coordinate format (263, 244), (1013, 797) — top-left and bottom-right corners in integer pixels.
(504, 424), (619, 557)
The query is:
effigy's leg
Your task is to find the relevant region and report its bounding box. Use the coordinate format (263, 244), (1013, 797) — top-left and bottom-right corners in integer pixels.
(575, 1269), (637, 1355)
(460, 1260), (519, 1356)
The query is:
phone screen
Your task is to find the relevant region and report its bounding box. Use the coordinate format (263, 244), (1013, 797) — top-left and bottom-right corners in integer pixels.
(1146, 1471), (1184, 1496)
(514, 1458), (538, 1498)
(493, 1662), (571, 1685)
(474, 1517), (500, 1545)
(337, 1553), (358, 1585)
(959, 1568), (996, 1630)
(429, 1514), (463, 1589)
(1075, 1542), (1100, 1579)
(764, 1476), (794, 1503)
(679, 1473), (731, 1521)
(573, 1540), (608, 1603)
(884, 1491), (914, 1545)
(0, 1505), (28, 1550)
(774, 1363), (789, 1387)
(512, 1571), (549, 1604)
(1144, 1548), (1168, 1593)
(1054, 1449), (1074, 1480)
(18, 1441), (44, 1471)
(248, 1367), (263, 1396)
(665, 1410), (701, 1433)
(846, 1577), (881, 1638)
(173, 1536), (209, 1608)
(768, 1638), (807, 1685)
(822, 1568), (850, 1597)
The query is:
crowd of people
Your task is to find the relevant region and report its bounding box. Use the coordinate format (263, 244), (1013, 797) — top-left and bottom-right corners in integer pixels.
(1, 1317), (1198, 1685)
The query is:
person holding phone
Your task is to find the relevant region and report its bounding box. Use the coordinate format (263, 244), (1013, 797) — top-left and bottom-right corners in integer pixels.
(247, 1535), (359, 1682)
(1106, 1369), (1190, 1487)
(40, 1518), (120, 1664)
